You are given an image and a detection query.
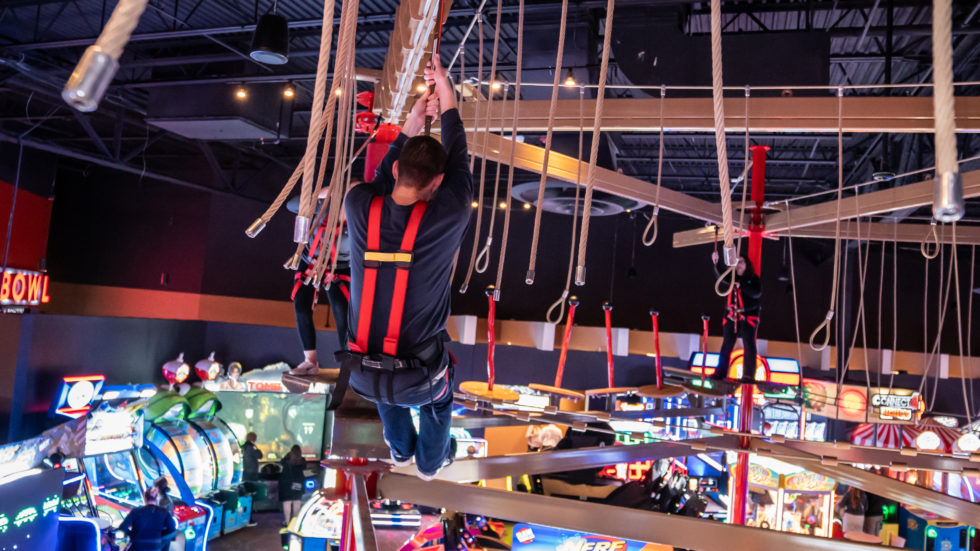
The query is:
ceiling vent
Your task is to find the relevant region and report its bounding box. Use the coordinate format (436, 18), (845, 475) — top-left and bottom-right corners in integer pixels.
(511, 181), (639, 216)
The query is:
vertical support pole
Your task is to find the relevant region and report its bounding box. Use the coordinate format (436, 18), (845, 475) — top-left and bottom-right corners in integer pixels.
(732, 145), (768, 526)
(603, 302), (614, 388)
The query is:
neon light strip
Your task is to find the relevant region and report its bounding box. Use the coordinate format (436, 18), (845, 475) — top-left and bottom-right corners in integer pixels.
(63, 474), (88, 486)
(63, 375), (106, 383)
(196, 499), (214, 551)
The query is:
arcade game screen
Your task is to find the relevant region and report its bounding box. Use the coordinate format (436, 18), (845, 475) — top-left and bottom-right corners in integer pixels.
(0, 468), (63, 550)
(216, 392), (327, 460)
(83, 451), (144, 524)
(145, 421), (211, 495)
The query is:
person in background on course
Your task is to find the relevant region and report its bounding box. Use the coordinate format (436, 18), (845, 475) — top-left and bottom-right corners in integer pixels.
(242, 432), (263, 482)
(119, 487), (177, 551)
(710, 251), (762, 383)
(278, 445), (306, 527)
(340, 55), (472, 481)
(838, 486), (868, 535)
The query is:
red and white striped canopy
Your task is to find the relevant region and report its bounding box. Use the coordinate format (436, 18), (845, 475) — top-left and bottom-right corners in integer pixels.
(851, 418), (960, 452)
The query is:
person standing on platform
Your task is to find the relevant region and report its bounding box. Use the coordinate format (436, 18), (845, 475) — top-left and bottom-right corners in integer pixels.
(278, 445), (306, 527)
(710, 251), (762, 383)
(838, 486), (868, 535)
(338, 56), (472, 481)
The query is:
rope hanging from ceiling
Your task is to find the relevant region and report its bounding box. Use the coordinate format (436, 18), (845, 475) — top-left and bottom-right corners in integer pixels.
(525, 0), (571, 285)
(931, 0), (964, 223)
(641, 85), (667, 247)
(492, 0), (526, 300)
(246, 0), (337, 241)
(474, 82), (510, 274)
(707, 0), (737, 282)
(573, 0), (616, 286)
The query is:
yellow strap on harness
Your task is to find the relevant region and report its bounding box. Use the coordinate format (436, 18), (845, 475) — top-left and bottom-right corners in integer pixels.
(364, 251), (413, 263)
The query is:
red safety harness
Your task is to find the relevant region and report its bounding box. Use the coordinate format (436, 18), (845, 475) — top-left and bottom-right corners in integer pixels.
(291, 223), (350, 307)
(723, 283), (759, 331)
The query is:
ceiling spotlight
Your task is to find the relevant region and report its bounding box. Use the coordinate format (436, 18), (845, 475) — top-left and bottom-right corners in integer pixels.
(283, 83), (295, 98)
(491, 81), (502, 91)
(522, 203), (531, 210)
(235, 86), (248, 100)
(563, 68), (576, 87)
(471, 201), (479, 208)
(249, 13), (290, 65)
(498, 201), (507, 209)
(335, 88), (342, 96)
(416, 83), (427, 93)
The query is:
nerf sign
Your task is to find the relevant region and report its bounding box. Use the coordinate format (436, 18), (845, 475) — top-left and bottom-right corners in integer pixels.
(511, 524), (670, 551)
(0, 269), (50, 307)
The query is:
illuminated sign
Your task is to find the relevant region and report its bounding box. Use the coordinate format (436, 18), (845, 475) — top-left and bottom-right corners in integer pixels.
(511, 523), (667, 550)
(0, 514), (7, 533)
(689, 351), (801, 386)
(84, 406), (144, 456)
(13, 507), (37, 527)
(0, 269), (50, 307)
(871, 392), (921, 421)
(802, 380), (922, 424)
(50, 375), (106, 419)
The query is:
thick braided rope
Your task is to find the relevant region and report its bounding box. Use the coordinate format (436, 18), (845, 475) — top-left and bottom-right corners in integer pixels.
(932, 0), (960, 207)
(641, 85), (666, 247)
(709, 0), (735, 263)
(809, 88), (845, 351)
(475, 83), (509, 274)
(573, 0), (615, 286)
(459, 10), (496, 293)
(525, 0), (570, 284)
(493, 0), (525, 296)
(94, 0), (150, 58)
(713, 87), (752, 297)
(298, 0), (339, 235)
(247, 0), (336, 236)
(448, 51), (467, 286)
(545, 87), (584, 324)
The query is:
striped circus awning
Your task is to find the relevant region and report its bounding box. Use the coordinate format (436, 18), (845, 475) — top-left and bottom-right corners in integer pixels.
(851, 418), (961, 452)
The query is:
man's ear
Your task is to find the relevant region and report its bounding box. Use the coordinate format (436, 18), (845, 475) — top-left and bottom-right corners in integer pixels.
(429, 173), (445, 189)
(392, 160), (399, 181)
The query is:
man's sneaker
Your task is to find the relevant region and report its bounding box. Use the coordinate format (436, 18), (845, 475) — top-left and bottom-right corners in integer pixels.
(390, 453), (413, 467)
(417, 438), (456, 481)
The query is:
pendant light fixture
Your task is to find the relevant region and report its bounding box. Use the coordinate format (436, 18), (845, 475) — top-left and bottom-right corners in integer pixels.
(250, 0), (289, 65)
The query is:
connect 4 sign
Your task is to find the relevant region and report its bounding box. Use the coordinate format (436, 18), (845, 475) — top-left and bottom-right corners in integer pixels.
(0, 269), (50, 308)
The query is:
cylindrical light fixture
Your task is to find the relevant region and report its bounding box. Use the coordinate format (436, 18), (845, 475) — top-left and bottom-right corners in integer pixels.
(250, 13), (290, 64)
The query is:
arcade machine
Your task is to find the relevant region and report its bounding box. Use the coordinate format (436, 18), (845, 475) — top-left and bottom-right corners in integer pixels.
(0, 437), (64, 551)
(183, 388), (253, 536)
(900, 506), (974, 551)
(137, 390), (223, 542)
(735, 454), (836, 537)
(73, 402), (210, 551)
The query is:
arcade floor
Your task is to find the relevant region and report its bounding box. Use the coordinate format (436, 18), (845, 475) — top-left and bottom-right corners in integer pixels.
(209, 511), (436, 551)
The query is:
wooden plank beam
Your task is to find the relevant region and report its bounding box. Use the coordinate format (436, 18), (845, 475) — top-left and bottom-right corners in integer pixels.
(461, 96), (980, 133)
(673, 219), (980, 248)
(468, 131), (724, 223)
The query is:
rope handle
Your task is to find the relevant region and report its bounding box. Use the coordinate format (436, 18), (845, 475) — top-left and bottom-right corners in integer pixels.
(641, 207), (660, 247)
(486, 286), (496, 390)
(650, 309), (662, 389)
(714, 265), (737, 297)
(475, 237), (493, 273)
(699, 314), (710, 383)
(921, 221), (940, 259)
(545, 289), (570, 324)
(809, 310), (835, 351)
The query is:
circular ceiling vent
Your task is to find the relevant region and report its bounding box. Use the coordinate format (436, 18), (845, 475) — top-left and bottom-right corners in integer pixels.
(511, 181), (640, 216)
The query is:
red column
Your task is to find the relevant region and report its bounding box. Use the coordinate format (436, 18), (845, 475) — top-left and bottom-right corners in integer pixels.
(731, 145), (768, 526)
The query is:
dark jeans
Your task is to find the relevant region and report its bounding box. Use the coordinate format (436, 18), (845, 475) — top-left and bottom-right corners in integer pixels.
(375, 366), (455, 475)
(713, 317), (759, 380)
(294, 265), (350, 351)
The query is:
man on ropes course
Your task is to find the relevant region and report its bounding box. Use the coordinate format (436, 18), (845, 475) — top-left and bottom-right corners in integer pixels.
(710, 251), (762, 384)
(338, 56), (471, 481)
(286, 188), (352, 376)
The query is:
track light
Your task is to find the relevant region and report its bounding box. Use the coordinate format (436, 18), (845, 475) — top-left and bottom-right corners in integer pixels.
(490, 81), (502, 91)
(498, 201), (507, 209)
(563, 68), (576, 87)
(471, 201), (479, 208)
(250, 13), (290, 65)
(283, 83), (295, 98)
(335, 88), (342, 96)
(522, 203), (531, 210)
(235, 86), (248, 100)
(416, 83), (427, 93)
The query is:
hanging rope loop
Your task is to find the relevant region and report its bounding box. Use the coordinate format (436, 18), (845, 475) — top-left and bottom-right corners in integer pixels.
(475, 237), (494, 273)
(545, 290), (570, 325)
(714, 266), (737, 297)
(642, 85), (667, 247)
(921, 221), (941, 259)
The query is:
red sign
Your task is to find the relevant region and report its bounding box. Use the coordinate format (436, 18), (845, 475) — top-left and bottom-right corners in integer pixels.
(0, 268), (50, 307)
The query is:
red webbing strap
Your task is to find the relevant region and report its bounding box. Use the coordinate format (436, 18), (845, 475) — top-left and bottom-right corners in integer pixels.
(352, 196), (385, 353)
(382, 201), (428, 356)
(700, 315), (710, 382)
(309, 222), (328, 259)
(650, 310), (662, 389)
(603, 303), (614, 388)
(487, 289), (496, 390)
(554, 300), (578, 388)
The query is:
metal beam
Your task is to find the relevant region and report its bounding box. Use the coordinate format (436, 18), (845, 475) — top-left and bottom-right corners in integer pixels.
(468, 131), (725, 223)
(392, 435), (741, 481)
(72, 111), (112, 159)
(778, 439), (980, 474)
(461, 96), (980, 134)
(117, 67), (382, 88)
(378, 474), (887, 551)
(673, 219), (980, 247)
(350, 475), (378, 551)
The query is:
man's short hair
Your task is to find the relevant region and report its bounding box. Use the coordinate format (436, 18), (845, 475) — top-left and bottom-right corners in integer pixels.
(397, 136), (447, 189)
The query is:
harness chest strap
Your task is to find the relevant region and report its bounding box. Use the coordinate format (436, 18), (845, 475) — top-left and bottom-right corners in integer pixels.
(352, 195), (429, 356)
